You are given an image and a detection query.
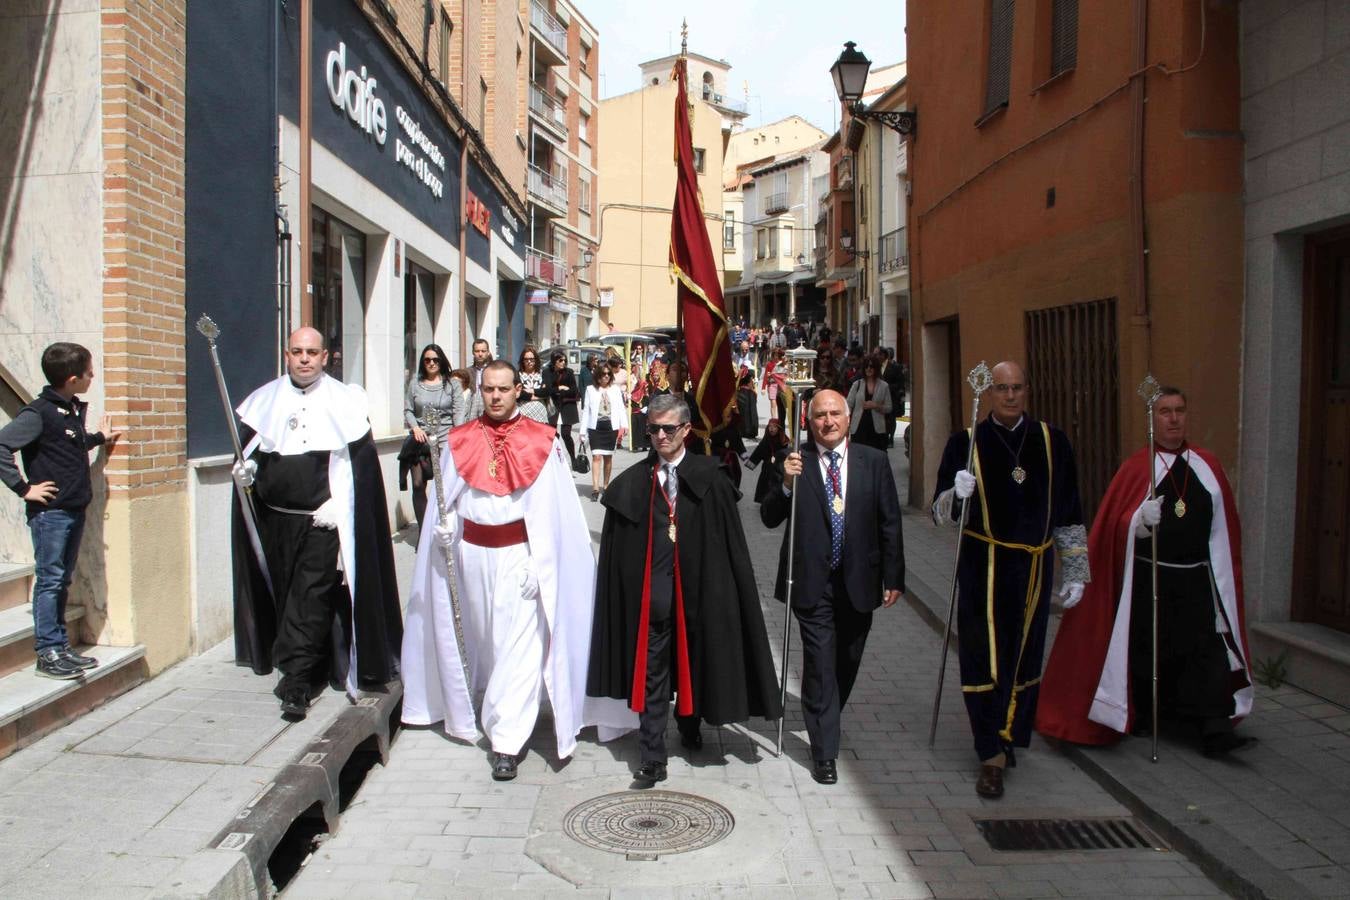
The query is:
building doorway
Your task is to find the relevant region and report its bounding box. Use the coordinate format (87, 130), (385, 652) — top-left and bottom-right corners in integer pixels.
(1295, 230), (1350, 634)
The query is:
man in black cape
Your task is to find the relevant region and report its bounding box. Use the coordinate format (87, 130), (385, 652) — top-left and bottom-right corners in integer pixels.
(588, 393), (781, 784)
(231, 327), (402, 719)
(931, 360), (1088, 798)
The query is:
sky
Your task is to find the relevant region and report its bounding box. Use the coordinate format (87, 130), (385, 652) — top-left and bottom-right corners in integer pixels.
(577, 0), (907, 132)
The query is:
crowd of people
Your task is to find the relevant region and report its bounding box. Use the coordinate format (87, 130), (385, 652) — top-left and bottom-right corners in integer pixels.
(0, 329), (1252, 803)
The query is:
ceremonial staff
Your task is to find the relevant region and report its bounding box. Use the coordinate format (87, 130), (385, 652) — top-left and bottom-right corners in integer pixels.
(928, 361), (994, 748)
(1137, 375), (1163, 764)
(774, 347), (817, 757)
(423, 408), (473, 692)
(195, 315), (273, 596)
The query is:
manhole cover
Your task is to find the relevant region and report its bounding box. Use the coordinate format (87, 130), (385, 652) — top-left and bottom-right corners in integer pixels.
(975, 817), (1165, 852)
(563, 790), (734, 857)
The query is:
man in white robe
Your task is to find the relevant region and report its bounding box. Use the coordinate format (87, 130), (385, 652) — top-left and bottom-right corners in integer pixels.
(401, 360), (625, 779)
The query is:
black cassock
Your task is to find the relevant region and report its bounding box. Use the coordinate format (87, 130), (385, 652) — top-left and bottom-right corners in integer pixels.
(587, 453), (782, 726)
(232, 425), (402, 689)
(933, 415), (1085, 760)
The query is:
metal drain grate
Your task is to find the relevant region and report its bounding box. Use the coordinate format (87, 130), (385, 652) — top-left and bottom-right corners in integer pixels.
(975, 818), (1164, 852)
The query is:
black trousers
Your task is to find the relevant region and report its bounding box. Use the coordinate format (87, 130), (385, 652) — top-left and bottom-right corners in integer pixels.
(794, 569), (873, 761)
(638, 571), (699, 762)
(260, 509), (348, 690)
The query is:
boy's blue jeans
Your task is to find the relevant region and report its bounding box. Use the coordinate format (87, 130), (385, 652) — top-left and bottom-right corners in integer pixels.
(29, 508), (86, 653)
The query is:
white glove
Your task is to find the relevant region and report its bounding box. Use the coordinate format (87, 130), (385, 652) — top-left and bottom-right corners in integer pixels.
(433, 523), (454, 549)
(953, 470), (977, 500)
(232, 459), (257, 489)
(1062, 582), (1085, 609)
(1139, 497), (1163, 528)
(311, 497), (340, 530)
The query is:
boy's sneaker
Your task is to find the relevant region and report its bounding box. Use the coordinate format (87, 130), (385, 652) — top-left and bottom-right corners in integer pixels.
(60, 645), (98, 670)
(35, 649), (83, 680)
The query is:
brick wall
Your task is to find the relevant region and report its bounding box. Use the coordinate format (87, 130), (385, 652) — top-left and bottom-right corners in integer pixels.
(100, 0), (187, 497)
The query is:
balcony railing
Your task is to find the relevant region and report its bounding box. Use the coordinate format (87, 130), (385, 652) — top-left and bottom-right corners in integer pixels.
(528, 83), (568, 137)
(528, 163), (569, 213)
(879, 226), (908, 274)
(526, 246), (568, 288)
(530, 1), (568, 59)
(763, 191), (789, 216)
(701, 87), (748, 114)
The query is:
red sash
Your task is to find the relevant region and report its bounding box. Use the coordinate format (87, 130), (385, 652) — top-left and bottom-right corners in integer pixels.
(629, 465), (694, 715)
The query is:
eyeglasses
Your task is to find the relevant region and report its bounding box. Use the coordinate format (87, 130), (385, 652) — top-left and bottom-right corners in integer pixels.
(646, 423), (686, 436)
(422, 357), (439, 365)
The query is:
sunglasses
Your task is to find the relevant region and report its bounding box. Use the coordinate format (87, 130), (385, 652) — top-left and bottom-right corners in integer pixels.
(646, 423), (686, 436)
(422, 357), (439, 364)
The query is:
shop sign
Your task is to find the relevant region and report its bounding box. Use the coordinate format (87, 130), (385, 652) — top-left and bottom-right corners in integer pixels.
(551, 298), (573, 314)
(465, 191), (491, 236)
(326, 42), (387, 145)
(599, 289), (614, 308)
(527, 289), (550, 305)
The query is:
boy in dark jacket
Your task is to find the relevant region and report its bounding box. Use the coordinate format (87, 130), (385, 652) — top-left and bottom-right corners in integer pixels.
(0, 343), (120, 679)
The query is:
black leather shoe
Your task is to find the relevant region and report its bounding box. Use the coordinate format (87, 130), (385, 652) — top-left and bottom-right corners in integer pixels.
(60, 644), (98, 670)
(278, 686), (309, 720)
(634, 761), (668, 785)
(812, 759), (837, 785)
(679, 724), (703, 750)
(491, 752), (518, 781)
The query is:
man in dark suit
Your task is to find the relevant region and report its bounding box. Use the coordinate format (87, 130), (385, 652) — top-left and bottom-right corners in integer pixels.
(761, 389), (905, 785)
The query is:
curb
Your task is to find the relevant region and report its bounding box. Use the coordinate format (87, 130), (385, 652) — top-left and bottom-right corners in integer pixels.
(901, 549), (1299, 900)
(198, 682), (404, 899)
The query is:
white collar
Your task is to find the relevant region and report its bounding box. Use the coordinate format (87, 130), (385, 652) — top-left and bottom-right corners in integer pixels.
(657, 448), (687, 470)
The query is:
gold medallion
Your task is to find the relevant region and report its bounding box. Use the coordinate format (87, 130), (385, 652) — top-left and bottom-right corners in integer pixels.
(668, 522), (677, 542)
(1012, 466), (1027, 484)
(832, 496), (845, 515)
(488, 458), (498, 479)
(1174, 498), (1187, 518)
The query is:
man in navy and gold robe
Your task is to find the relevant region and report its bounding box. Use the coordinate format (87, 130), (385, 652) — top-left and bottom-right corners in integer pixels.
(931, 361), (1089, 799)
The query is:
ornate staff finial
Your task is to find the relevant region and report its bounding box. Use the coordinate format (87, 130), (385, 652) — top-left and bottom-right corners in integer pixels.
(1137, 374), (1161, 406)
(195, 314), (220, 345)
(968, 360), (993, 395)
(681, 18), (687, 58)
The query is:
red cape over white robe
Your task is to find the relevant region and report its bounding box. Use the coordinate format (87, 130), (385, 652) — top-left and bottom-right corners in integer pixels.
(1036, 446), (1252, 745)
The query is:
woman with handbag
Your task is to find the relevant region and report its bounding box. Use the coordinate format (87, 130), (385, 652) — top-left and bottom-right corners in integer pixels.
(401, 343), (463, 529)
(517, 347), (549, 423)
(583, 366), (629, 500)
(543, 350), (580, 464)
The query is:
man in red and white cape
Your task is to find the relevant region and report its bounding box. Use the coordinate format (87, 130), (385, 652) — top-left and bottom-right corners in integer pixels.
(1037, 387), (1254, 757)
(401, 360), (630, 781)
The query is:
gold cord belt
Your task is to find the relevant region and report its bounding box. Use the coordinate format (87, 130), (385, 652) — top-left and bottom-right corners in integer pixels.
(962, 530), (1053, 741)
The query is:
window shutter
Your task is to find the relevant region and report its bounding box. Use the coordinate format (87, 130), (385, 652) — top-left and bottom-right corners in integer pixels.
(983, 0), (1015, 114)
(1051, 0), (1078, 77)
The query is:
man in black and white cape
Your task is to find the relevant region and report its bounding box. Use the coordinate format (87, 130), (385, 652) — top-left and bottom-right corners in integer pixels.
(231, 327), (403, 719)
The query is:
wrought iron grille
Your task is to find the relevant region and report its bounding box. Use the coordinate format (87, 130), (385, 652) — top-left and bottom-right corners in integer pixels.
(1025, 298), (1119, 523)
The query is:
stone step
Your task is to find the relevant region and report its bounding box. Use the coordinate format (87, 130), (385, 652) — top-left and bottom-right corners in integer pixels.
(0, 563), (33, 613)
(0, 602), (86, 678)
(0, 644), (146, 761)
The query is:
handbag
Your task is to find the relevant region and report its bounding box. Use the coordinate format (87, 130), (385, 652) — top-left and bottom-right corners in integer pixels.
(573, 433), (591, 473)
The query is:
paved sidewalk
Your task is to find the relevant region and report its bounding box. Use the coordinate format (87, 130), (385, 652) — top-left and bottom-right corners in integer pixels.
(0, 528), (421, 900)
(899, 462), (1350, 899)
(284, 444), (1226, 899)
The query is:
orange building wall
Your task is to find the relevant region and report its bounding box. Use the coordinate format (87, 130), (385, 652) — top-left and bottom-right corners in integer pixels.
(906, 0), (1243, 502)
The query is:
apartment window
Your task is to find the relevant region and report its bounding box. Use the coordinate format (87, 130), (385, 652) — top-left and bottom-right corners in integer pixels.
(552, 230), (568, 263)
(1050, 0), (1078, 77)
(579, 111), (590, 144)
(579, 175), (592, 213)
(768, 226), (779, 258)
(723, 210), (736, 250)
(692, 147), (706, 175)
(756, 228), (767, 260)
(983, 0), (1015, 117)
(439, 11), (453, 84)
(781, 226), (792, 258)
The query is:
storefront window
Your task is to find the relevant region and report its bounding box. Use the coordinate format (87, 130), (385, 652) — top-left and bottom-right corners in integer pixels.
(311, 207), (366, 385)
(403, 262), (433, 383)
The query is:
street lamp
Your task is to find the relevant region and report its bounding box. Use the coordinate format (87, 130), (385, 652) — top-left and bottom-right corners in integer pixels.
(830, 41), (916, 136)
(839, 229), (870, 260)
